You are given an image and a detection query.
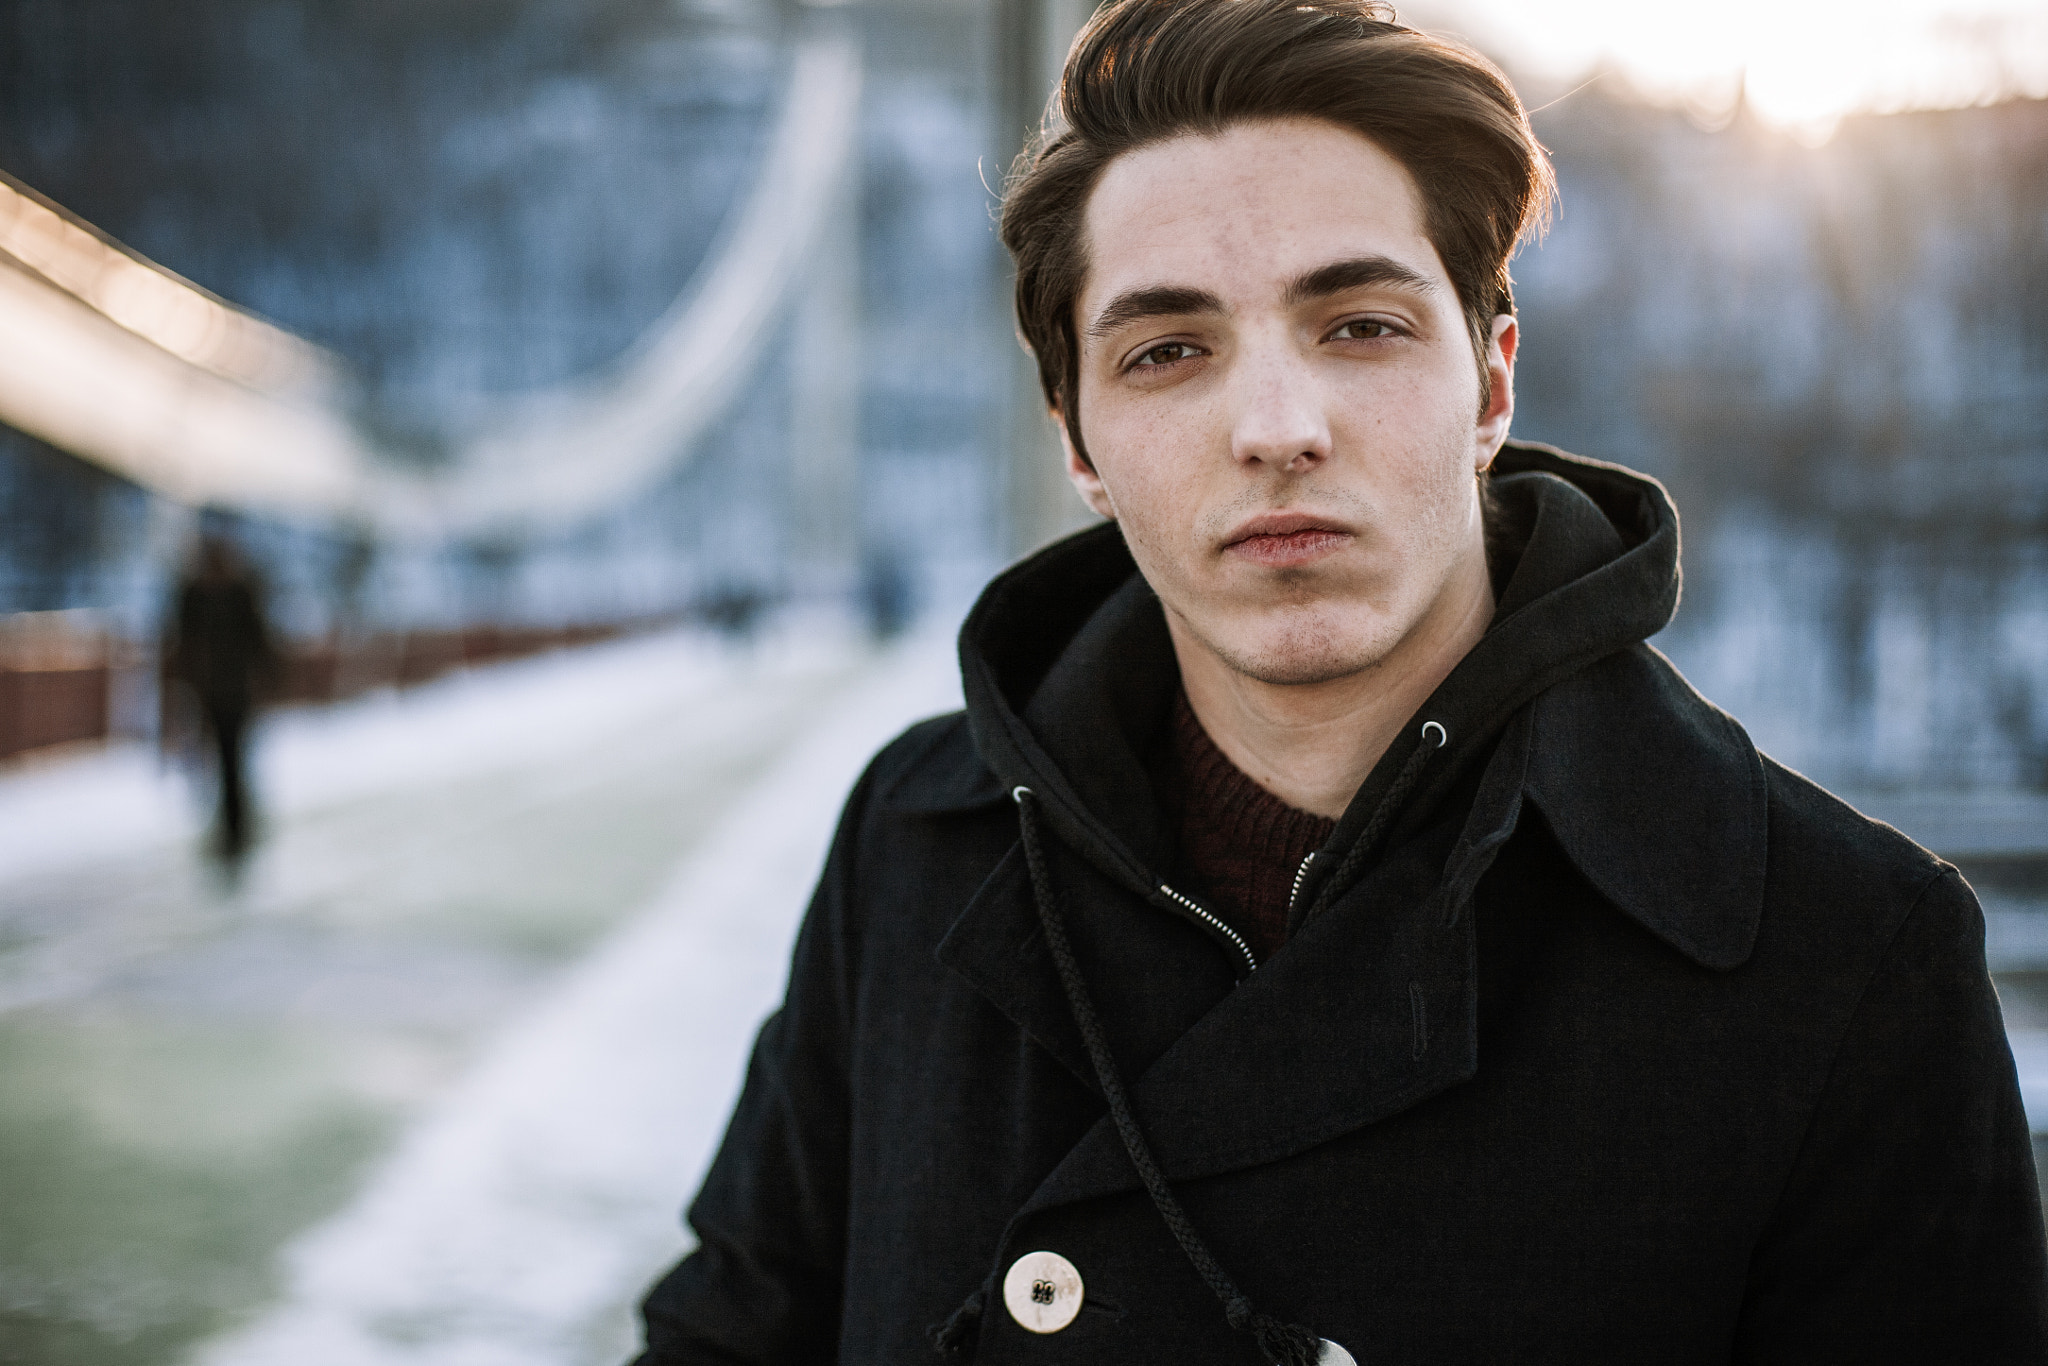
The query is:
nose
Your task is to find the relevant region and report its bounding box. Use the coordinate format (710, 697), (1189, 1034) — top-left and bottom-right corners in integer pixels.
(1228, 342), (1331, 474)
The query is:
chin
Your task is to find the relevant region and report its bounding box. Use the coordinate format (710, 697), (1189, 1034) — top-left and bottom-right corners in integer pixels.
(1202, 609), (1399, 687)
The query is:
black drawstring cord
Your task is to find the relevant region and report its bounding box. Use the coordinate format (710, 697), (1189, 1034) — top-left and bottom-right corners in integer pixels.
(1008, 785), (1325, 1366)
(1303, 720), (1449, 923)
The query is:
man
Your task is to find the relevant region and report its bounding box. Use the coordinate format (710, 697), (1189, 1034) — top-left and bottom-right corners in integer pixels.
(165, 530), (278, 861)
(636, 2), (2047, 1361)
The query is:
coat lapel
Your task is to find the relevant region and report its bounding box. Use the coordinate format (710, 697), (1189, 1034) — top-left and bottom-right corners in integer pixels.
(934, 844), (1097, 1092)
(1015, 872), (1482, 1218)
(935, 830), (1244, 1098)
(939, 645), (1769, 1221)
(933, 798), (1485, 1202)
(1004, 715), (1536, 1218)
(1523, 645), (1767, 971)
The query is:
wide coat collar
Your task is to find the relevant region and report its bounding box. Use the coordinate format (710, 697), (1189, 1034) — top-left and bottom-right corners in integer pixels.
(931, 442), (1769, 1208)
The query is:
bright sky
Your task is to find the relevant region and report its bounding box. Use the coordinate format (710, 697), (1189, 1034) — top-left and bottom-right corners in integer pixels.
(1420, 0), (2048, 139)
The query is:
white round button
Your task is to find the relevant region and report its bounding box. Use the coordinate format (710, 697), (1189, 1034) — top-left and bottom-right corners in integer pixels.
(1001, 1249), (1084, 1333)
(1318, 1341), (1357, 1366)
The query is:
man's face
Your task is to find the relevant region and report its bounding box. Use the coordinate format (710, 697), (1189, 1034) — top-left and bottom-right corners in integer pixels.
(1065, 117), (1516, 687)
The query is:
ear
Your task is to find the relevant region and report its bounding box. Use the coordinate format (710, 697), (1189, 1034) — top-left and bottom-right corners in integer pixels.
(1057, 410), (1117, 520)
(1474, 314), (1518, 472)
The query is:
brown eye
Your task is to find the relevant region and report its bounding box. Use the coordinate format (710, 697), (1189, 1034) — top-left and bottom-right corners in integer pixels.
(1332, 318), (1394, 340)
(1132, 342), (1197, 368)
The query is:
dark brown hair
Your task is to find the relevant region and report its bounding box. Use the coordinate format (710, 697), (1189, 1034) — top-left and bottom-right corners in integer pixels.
(1000, 0), (1555, 457)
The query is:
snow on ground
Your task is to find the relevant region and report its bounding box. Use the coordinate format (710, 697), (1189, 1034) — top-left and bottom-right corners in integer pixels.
(0, 614), (910, 1363)
(187, 631), (962, 1366)
(0, 627), (831, 889)
(0, 742), (190, 885)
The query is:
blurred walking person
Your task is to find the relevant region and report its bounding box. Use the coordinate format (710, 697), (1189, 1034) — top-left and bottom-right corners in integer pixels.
(164, 532), (278, 862)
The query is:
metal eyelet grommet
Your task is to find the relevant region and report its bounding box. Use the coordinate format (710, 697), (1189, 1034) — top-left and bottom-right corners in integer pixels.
(1420, 720), (1448, 748)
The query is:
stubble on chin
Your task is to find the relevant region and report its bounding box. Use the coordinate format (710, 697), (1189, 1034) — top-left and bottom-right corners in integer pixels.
(1176, 593), (1400, 688)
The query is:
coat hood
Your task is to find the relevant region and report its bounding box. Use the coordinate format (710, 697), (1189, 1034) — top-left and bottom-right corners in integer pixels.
(954, 440), (1765, 972)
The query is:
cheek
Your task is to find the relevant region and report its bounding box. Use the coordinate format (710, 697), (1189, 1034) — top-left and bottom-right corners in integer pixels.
(1413, 406), (1485, 546)
(1083, 398), (1205, 536)
(1385, 350), (1479, 437)
(1337, 371), (1454, 465)
(1107, 460), (1195, 557)
(1333, 371), (1479, 541)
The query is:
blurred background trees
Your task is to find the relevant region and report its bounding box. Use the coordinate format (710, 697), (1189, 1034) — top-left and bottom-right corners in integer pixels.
(1512, 87), (2048, 790)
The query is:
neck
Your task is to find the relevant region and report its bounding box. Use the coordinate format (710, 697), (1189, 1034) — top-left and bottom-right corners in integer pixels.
(1169, 553), (1495, 821)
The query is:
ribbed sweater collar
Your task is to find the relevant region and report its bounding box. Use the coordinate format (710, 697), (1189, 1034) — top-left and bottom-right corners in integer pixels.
(1161, 690), (1333, 960)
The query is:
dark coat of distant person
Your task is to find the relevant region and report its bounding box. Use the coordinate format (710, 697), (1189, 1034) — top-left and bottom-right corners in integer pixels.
(637, 446), (2047, 1363)
(166, 535), (277, 855)
(169, 537), (274, 718)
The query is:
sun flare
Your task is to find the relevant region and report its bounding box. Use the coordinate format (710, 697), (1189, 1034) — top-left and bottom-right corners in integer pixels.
(1421, 0), (2048, 140)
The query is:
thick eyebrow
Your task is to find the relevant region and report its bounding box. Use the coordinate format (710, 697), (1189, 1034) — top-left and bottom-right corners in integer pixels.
(1283, 255), (1441, 307)
(1084, 257), (1439, 345)
(1084, 285), (1225, 342)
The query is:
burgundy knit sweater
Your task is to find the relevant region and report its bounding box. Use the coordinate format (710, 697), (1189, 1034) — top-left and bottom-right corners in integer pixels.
(1161, 690), (1335, 961)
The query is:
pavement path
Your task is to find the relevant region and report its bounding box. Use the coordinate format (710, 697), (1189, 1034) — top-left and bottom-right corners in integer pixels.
(187, 631), (961, 1366)
(0, 625), (954, 1366)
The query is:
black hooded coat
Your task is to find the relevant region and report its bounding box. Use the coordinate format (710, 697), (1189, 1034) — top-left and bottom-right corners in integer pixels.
(637, 444), (2048, 1364)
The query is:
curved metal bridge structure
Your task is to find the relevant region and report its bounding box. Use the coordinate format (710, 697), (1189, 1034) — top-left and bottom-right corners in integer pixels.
(0, 27), (860, 543)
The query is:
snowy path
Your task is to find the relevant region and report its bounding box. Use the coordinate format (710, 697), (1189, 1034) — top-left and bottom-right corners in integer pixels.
(0, 625), (913, 1366)
(0, 631), (860, 1018)
(0, 629), (762, 889)
(186, 634), (961, 1366)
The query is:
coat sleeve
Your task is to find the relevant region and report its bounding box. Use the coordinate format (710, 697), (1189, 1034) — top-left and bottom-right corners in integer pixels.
(631, 761), (877, 1365)
(1732, 867), (2048, 1363)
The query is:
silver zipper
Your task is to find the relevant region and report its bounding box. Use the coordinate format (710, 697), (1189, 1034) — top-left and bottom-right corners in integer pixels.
(1159, 882), (1258, 975)
(1287, 850), (1317, 921)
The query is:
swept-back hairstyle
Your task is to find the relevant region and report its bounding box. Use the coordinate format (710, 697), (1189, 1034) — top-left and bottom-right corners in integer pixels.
(1000, 0), (1554, 455)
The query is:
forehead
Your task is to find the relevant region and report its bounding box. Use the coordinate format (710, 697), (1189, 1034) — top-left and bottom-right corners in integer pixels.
(1078, 117), (1444, 323)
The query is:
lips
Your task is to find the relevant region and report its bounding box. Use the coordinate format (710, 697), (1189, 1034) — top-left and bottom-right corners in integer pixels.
(1222, 512), (1353, 569)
